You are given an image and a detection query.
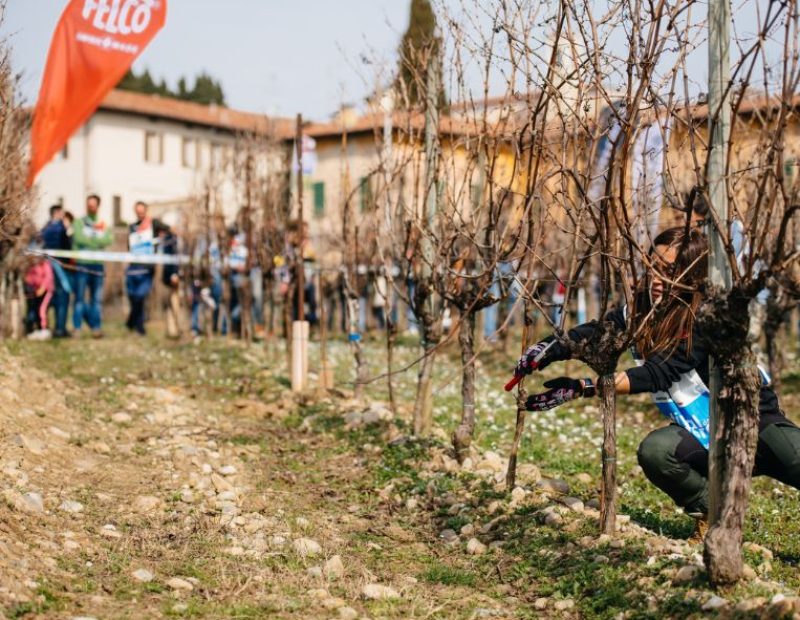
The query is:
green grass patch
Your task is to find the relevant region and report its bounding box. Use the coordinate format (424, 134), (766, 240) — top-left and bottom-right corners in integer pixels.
(421, 563), (477, 587)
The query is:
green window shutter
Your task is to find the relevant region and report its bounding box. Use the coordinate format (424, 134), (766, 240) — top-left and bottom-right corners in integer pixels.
(470, 183), (482, 209)
(360, 176), (373, 212)
(313, 182), (325, 217)
(784, 158), (797, 193)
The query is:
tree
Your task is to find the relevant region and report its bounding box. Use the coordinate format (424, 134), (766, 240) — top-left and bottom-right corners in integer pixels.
(0, 0), (31, 338)
(189, 71), (226, 106)
(395, 0), (445, 108)
(118, 68), (162, 95)
(177, 76), (189, 100)
(117, 69), (226, 106)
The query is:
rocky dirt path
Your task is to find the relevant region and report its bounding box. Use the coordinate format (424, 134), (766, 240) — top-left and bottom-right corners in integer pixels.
(0, 339), (516, 620)
(3, 336), (800, 620)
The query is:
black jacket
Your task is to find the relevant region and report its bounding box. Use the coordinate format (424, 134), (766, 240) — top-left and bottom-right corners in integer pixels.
(553, 305), (781, 417)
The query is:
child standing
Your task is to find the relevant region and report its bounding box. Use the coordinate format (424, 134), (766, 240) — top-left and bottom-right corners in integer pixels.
(24, 257), (54, 339)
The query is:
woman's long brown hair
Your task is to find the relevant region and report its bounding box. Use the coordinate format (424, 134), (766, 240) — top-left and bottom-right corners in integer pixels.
(634, 227), (708, 357)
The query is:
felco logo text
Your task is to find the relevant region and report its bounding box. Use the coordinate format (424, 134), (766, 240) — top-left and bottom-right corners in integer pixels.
(81, 0), (159, 35)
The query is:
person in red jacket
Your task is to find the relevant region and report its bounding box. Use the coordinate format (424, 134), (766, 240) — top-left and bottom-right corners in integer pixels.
(24, 256), (54, 338)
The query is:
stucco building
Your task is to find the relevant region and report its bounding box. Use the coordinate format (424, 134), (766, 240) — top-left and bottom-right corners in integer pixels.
(32, 89), (293, 228)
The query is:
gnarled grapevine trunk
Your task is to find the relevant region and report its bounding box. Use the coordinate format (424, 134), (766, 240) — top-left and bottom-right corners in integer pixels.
(599, 372), (617, 535)
(705, 359), (760, 584)
(569, 321), (625, 535)
(452, 310), (477, 462)
(702, 290), (762, 586)
(412, 282), (440, 436)
(413, 351), (436, 436)
(386, 313), (397, 415)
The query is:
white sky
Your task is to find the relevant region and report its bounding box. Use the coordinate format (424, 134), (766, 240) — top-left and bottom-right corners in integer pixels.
(3, 0), (412, 120)
(2, 1), (786, 122)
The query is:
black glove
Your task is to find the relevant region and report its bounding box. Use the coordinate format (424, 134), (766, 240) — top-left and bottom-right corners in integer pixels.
(525, 377), (584, 412)
(515, 336), (559, 376)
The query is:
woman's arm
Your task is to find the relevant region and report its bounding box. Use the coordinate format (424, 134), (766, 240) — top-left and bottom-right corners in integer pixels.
(585, 340), (704, 397)
(583, 372), (631, 395)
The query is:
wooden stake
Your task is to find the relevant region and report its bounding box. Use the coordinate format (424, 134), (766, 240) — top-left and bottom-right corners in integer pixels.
(296, 114), (305, 319)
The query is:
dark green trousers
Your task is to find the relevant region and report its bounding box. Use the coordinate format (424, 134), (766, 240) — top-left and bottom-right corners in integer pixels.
(637, 415), (800, 515)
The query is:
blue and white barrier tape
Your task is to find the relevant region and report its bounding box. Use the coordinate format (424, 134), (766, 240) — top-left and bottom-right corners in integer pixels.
(31, 249), (189, 265)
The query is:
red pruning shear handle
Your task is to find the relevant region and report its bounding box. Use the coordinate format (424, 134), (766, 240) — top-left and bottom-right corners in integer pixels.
(504, 373), (524, 392)
(504, 340), (556, 392)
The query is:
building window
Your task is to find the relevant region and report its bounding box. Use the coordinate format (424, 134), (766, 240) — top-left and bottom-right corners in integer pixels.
(144, 131), (163, 164)
(470, 183), (483, 208)
(359, 176), (373, 213)
(182, 137), (198, 168)
(113, 195), (123, 227)
(59, 142), (69, 160)
(312, 182), (325, 218)
(210, 142), (222, 170)
(784, 158), (798, 195)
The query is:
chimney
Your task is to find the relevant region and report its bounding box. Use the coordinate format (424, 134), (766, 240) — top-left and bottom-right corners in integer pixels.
(331, 104), (359, 129)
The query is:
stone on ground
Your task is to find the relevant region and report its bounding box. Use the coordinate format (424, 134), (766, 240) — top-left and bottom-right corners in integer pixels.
(59, 500), (84, 513)
(362, 583), (400, 600)
(701, 595), (728, 611)
(323, 554), (345, 579)
(100, 524), (121, 538)
(672, 565), (701, 585)
(560, 496), (584, 512)
(131, 569), (154, 583)
(338, 607), (358, 620)
(306, 588), (329, 599)
(536, 478), (570, 494)
(439, 528), (459, 543)
(321, 597), (345, 609)
(466, 538), (487, 555)
(20, 491), (45, 513)
(510, 486), (527, 505)
(516, 463), (541, 484)
(133, 495), (162, 514)
(166, 577), (194, 591)
(293, 537), (322, 557)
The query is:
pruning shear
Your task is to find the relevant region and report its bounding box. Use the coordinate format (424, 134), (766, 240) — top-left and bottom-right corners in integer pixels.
(504, 340), (556, 392)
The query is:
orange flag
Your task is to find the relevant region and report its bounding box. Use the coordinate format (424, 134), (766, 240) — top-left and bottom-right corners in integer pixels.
(27, 0), (167, 186)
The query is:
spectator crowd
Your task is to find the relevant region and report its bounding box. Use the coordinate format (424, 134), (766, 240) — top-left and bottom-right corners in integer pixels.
(15, 194), (601, 345)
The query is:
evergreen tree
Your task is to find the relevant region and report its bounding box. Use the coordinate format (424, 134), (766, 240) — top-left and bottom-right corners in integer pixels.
(116, 69), (227, 106)
(157, 78), (170, 97)
(117, 68), (139, 91)
(137, 69), (158, 94)
(395, 0), (445, 108)
(177, 76), (189, 100)
(188, 72), (226, 106)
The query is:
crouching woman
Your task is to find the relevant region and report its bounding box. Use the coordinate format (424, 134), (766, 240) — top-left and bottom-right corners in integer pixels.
(515, 226), (800, 536)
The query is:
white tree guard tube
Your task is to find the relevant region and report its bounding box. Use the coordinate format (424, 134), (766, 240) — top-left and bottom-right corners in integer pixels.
(291, 320), (309, 392)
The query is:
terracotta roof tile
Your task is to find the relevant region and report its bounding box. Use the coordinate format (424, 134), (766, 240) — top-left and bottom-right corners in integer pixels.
(673, 92), (800, 122)
(303, 109), (523, 142)
(99, 89), (295, 138)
